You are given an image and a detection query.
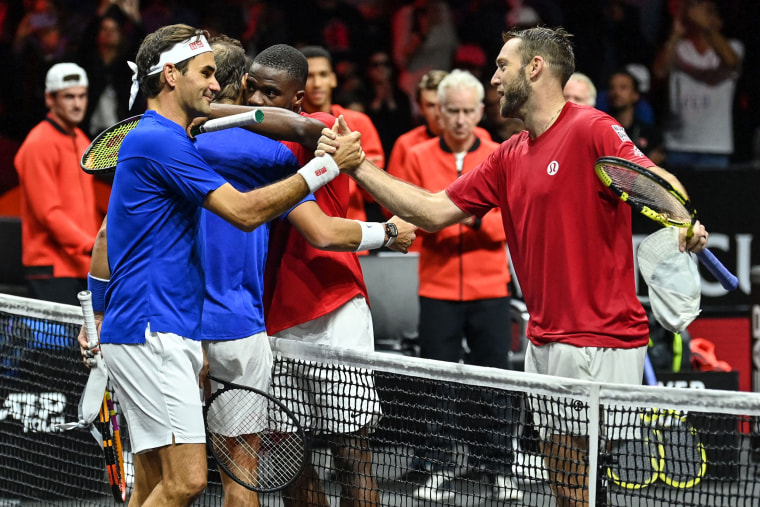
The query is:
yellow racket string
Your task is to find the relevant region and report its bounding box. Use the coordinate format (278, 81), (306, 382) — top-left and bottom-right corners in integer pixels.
(598, 162), (693, 227)
(83, 118), (141, 171)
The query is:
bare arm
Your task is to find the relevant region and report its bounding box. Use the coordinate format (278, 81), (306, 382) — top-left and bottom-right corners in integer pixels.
(350, 158), (468, 232)
(207, 103), (324, 148)
(90, 216), (110, 279)
(205, 176), (312, 233)
(317, 117), (468, 231)
(286, 201), (417, 253)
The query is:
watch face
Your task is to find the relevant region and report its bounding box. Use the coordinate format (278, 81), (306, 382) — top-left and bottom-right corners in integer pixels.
(386, 222), (398, 237)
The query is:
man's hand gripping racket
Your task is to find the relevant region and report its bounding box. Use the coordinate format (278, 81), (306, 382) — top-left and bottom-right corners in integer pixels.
(56, 292), (127, 502)
(80, 109), (265, 174)
(595, 156), (738, 291)
(204, 375), (307, 492)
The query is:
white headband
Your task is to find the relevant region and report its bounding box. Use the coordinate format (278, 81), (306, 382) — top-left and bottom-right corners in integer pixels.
(128, 34), (212, 110)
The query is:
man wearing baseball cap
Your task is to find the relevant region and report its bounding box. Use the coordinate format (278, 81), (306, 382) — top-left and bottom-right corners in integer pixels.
(14, 62), (100, 304)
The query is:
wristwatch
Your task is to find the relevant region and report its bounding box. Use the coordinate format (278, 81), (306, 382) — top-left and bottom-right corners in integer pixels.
(384, 222), (398, 247)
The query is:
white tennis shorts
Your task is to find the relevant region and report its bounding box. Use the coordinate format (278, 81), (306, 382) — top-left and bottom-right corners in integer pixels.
(203, 331), (273, 437)
(203, 331), (273, 392)
(524, 341), (646, 440)
(102, 323), (205, 454)
(273, 296), (382, 434)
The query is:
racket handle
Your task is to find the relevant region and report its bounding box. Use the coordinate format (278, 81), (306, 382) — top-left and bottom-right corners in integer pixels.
(78, 290), (100, 350)
(697, 248), (739, 291)
(191, 109), (264, 136)
(643, 353), (658, 387)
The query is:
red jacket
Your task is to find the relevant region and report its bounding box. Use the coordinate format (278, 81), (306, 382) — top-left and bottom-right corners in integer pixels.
(405, 135), (510, 301)
(14, 116), (98, 278)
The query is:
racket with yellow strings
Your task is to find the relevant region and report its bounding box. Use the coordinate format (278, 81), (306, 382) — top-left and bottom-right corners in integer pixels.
(595, 156), (738, 291)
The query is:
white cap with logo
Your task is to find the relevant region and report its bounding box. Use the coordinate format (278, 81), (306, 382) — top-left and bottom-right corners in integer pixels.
(45, 63), (89, 94)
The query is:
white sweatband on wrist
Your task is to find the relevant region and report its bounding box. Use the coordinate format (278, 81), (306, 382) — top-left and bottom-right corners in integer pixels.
(355, 221), (386, 251)
(298, 154), (340, 193)
(88, 273), (110, 312)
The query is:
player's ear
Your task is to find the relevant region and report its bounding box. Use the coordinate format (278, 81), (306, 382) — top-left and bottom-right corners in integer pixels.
(239, 73), (250, 103)
(163, 63), (177, 88)
(293, 90), (305, 111)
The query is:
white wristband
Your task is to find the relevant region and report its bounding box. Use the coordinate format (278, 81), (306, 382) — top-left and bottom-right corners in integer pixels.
(298, 154), (340, 193)
(355, 221), (386, 251)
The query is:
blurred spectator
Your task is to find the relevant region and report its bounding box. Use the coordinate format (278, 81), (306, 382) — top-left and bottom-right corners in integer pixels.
(563, 72), (597, 107)
(564, 0), (652, 88)
(359, 49), (412, 162)
(392, 0), (458, 119)
(596, 62), (656, 125)
(607, 68), (665, 165)
(14, 63), (99, 305)
(140, 0), (199, 34)
(457, 0), (543, 63)
(300, 45), (385, 225)
(652, 0), (743, 169)
(289, 0), (370, 64)
(76, 4), (145, 138)
(333, 56), (367, 109)
(10, 0), (73, 139)
(236, 0), (289, 55)
(453, 43), (488, 82)
(481, 85), (525, 143)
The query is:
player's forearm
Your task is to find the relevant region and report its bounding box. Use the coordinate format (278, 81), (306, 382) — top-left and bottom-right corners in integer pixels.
(90, 217), (111, 279)
(208, 104), (323, 147)
(235, 177), (312, 232)
(291, 214), (362, 251)
(351, 159), (461, 233)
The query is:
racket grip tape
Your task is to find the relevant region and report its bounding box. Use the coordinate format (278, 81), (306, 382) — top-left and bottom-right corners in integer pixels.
(697, 249), (739, 291)
(191, 109), (264, 136)
(78, 291), (100, 350)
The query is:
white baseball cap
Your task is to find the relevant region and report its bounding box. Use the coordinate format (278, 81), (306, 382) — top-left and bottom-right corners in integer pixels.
(45, 63), (89, 93)
(637, 227), (701, 333)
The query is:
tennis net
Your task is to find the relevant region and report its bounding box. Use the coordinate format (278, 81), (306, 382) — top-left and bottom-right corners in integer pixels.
(1, 293), (760, 506)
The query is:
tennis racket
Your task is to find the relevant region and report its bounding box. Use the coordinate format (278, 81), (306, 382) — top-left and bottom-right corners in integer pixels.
(99, 389), (127, 502)
(595, 156), (738, 291)
(80, 109), (265, 174)
(78, 291), (127, 502)
(204, 375), (307, 492)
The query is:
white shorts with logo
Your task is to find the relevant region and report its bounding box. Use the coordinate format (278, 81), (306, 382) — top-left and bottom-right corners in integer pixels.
(273, 296), (382, 434)
(203, 331), (273, 436)
(524, 341), (647, 440)
(102, 324), (205, 454)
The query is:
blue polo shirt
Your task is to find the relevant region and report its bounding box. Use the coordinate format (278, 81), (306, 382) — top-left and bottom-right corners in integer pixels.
(101, 110), (227, 344)
(195, 128), (301, 341)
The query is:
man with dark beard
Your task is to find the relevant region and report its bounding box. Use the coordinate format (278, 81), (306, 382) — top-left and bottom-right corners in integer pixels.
(319, 26), (711, 507)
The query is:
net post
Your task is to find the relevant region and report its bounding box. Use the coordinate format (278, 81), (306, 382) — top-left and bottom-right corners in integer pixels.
(751, 265), (760, 462)
(587, 384), (601, 506)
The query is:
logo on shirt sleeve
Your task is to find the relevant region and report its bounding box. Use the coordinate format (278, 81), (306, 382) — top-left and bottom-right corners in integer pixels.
(611, 124), (632, 143)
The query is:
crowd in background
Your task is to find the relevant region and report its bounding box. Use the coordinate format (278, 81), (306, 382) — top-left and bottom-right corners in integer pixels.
(0, 0), (758, 177)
